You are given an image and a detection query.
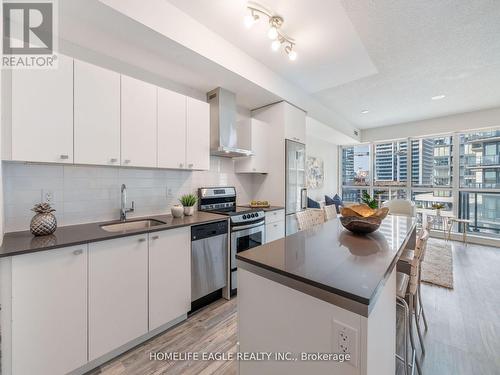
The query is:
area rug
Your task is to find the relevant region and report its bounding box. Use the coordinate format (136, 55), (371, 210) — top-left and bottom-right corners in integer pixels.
(421, 238), (454, 289)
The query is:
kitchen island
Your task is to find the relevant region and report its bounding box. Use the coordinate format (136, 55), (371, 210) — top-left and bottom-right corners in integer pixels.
(236, 215), (416, 375)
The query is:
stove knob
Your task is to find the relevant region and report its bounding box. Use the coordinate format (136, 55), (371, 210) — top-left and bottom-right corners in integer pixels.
(242, 215), (247, 219)
(251, 213), (255, 218)
(255, 213), (259, 217)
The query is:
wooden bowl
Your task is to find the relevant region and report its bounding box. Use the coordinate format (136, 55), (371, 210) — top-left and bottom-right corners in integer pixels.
(340, 216), (382, 234)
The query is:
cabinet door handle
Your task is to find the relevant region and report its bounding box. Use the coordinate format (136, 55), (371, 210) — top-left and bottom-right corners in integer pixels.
(138, 238), (146, 242)
(151, 235), (159, 240)
(60, 154), (69, 160)
(73, 249), (83, 255)
(188, 163), (194, 168)
(110, 158), (118, 163)
(123, 159), (131, 164)
(273, 224), (278, 227)
(179, 163), (183, 168)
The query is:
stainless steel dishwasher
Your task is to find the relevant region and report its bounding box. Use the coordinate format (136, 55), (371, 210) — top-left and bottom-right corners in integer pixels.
(191, 220), (228, 310)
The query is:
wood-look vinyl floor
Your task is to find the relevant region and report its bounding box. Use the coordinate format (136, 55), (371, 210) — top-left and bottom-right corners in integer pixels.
(89, 240), (500, 375)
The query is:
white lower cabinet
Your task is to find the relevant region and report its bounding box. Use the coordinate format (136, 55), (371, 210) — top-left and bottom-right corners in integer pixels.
(11, 245), (88, 375)
(265, 209), (285, 243)
(149, 227), (191, 330)
(88, 235), (149, 360)
(6, 227), (193, 374)
(266, 221), (285, 243)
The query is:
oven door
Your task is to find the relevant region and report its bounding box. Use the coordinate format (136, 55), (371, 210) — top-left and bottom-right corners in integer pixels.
(230, 220), (265, 270)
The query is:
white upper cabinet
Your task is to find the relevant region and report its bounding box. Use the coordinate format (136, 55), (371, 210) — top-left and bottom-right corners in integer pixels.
(11, 245), (88, 375)
(10, 54), (73, 163)
(157, 88), (187, 169)
(74, 60), (120, 166)
(121, 75), (157, 168)
(149, 227), (191, 330)
(88, 235), (148, 361)
(186, 97), (210, 170)
(284, 103), (306, 144)
(235, 118), (269, 173)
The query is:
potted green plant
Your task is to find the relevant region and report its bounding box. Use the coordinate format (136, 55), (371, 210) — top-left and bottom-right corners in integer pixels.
(180, 194), (197, 216)
(361, 191), (378, 209)
(431, 203), (445, 216)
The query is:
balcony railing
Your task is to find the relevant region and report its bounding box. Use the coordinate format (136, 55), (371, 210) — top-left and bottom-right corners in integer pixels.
(459, 192), (500, 236)
(460, 182), (500, 189)
(463, 155), (500, 167)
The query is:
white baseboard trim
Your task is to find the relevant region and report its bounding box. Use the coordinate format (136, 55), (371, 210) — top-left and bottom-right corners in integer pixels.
(69, 314), (187, 375)
(430, 230), (500, 247)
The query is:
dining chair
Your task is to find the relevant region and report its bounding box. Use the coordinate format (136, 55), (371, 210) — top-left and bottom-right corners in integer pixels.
(323, 205), (338, 221)
(296, 209), (325, 231)
(382, 199), (416, 216)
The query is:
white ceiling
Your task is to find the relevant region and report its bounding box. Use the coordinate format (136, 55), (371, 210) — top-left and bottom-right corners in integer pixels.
(167, 0), (500, 129)
(166, 0), (378, 93)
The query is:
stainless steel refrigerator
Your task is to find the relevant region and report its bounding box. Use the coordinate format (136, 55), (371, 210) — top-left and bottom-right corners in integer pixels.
(285, 139), (307, 235)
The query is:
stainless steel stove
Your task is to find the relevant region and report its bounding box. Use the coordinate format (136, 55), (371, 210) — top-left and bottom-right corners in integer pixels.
(198, 187), (265, 294)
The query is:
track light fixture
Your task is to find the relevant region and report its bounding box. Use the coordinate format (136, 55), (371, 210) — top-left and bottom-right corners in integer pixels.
(243, 1), (297, 61)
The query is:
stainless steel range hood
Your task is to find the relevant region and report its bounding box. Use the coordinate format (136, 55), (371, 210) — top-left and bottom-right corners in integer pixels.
(207, 88), (253, 158)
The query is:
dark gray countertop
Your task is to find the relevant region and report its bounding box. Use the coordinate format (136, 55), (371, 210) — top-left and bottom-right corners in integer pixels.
(0, 211), (227, 258)
(237, 215), (416, 316)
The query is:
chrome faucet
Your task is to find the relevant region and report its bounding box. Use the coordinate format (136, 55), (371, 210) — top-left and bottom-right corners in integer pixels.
(120, 184), (134, 221)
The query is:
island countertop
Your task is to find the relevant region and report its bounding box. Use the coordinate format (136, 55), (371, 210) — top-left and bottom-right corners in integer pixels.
(236, 215), (416, 316)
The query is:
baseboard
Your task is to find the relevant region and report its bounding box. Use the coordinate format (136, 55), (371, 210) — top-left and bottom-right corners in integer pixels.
(69, 314), (187, 375)
(430, 230), (500, 247)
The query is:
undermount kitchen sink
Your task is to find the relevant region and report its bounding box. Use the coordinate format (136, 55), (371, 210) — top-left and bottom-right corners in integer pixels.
(100, 219), (166, 233)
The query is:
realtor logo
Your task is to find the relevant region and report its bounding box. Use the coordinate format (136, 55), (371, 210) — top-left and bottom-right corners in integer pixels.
(2, 1), (58, 68)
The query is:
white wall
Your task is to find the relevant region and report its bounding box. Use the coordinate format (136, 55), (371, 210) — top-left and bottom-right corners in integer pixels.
(306, 136), (338, 202)
(305, 117), (339, 202)
(361, 107), (500, 142)
(2, 158), (255, 233)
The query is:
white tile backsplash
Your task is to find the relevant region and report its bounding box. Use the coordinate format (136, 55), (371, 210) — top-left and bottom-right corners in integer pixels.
(2, 157), (257, 232)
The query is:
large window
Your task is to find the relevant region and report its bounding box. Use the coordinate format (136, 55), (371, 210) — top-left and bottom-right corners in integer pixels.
(374, 141), (407, 186)
(341, 145), (370, 186)
(411, 136), (453, 187)
(341, 188), (369, 203)
(340, 127), (500, 240)
(412, 190), (453, 230)
(459, 192), (500, 235)
(460, 130), (500, 189)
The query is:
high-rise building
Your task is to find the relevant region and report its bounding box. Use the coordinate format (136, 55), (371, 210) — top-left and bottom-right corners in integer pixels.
(374, 141), (407, 184)
(460, 130), (500, 189)
(411, 139), (434, 185)
(459, 130), (500, 235)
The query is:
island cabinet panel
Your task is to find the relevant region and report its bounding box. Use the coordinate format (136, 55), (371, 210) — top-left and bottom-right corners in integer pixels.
(88, 234), (148, 361)
(121, 75), (157, 168)
(10, 54), (74, 163)
(149, 227), (191, 330)
(238, 268), (363, 375)
(74, 59), (120, 166)
(11, 245), (88, 375)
